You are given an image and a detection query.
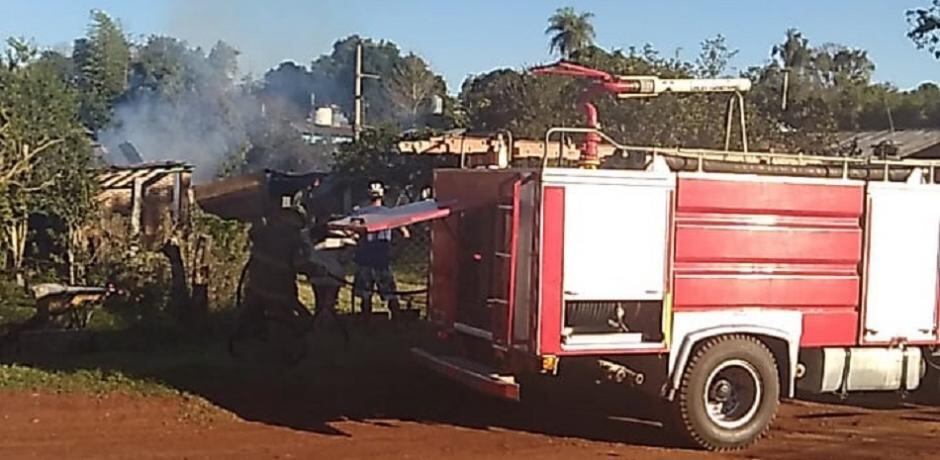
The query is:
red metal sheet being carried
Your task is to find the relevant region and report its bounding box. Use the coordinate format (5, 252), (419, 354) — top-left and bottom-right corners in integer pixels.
(673, 176), (865, 347)
(329, 200), (455, 233)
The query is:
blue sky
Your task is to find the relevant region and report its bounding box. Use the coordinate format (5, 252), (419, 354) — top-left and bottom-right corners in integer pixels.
(1, 0), (938, 92)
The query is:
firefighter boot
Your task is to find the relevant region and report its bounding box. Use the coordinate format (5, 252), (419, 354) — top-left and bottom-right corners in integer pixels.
(360, 295), (373, 323)
(388, 298), (401, 322)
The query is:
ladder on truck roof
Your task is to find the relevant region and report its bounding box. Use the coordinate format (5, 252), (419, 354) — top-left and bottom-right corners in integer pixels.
(542, 126), (940, 184)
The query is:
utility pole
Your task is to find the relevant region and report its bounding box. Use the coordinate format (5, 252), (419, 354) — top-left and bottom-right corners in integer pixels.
(354, 42), (363, 141)
(354, 41), (380, 142)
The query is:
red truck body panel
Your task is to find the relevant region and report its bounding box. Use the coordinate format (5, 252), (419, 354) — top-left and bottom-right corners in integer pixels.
(385, 165), (940, 405)
(538, 186), (565, 355)
(346, 167), (940, 371)
(673, 176), (865, 347)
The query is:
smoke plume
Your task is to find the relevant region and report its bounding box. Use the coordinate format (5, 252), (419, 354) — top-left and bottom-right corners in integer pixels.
(97, 90), (256, 183)
(98, 1), (362, 181)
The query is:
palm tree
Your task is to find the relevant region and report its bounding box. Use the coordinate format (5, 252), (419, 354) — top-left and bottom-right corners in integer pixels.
(772, 28), (811, 72)
(771, 28), (813, 110)
(545, 7), (596, 60)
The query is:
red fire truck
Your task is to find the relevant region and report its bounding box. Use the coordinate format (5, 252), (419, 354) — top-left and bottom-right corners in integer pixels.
(331, 63), (940, 451)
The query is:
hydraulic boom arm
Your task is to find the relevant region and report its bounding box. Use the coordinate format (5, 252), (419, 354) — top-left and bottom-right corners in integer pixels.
(530, 61), (752, 167)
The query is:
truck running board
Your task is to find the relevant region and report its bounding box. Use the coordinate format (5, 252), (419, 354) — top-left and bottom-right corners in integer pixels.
(410, 348), (520, 401)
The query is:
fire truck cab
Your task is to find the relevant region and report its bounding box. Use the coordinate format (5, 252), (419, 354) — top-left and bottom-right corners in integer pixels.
(334, 147), (940, 451)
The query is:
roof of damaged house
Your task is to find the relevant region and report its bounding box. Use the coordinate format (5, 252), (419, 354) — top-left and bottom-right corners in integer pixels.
(397, 131), (585, 160)
(191, 169), (334, 222)
(836, 129), (940, 158)
(291, 121), (354, 138)
(402, 129), (940, 162)
(96, 161), (193, 189)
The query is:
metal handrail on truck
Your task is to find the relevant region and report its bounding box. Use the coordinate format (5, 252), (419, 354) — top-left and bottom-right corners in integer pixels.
(542, 126), (940, 184)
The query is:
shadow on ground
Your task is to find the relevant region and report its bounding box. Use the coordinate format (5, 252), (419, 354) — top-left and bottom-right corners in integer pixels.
(0, 317), (690, 450)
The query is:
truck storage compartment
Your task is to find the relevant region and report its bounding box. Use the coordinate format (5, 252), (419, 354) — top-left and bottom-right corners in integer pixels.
(542, 169), (675, 351)
(563, 300), (663, 341)
(454, 206), (496, 332)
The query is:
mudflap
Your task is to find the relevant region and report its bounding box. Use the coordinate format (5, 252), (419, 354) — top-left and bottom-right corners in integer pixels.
(411, 347), (520, 401)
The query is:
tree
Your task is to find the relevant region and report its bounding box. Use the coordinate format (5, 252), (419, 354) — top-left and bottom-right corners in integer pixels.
(305, 35), (452, 129)
(460, 68), (577, 139)
(309, 36), (403, 125)
(239, 117), (333, 174)
(458, 42), (807, 155)
(35, 50), (76, 85)
(772, 28), (812, 72)
(333, 126), (451, 203)
(546, 7), (596, 59)
(812, 44), (874, 88)
(261, 61), (315, 120)
(696, 34), (739, 78)
(126, 36), (199, 98)
(103, 36), (251, 181)
(207, 41), (239, 85)
(387, 53), (445, 127)
(908, 1), (940, 58)
(0, 38), (96, 280)
(74, 10), (130, 132)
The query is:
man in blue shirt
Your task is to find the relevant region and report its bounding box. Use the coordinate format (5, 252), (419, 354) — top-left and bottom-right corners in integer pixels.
(354, 181), (409, 320)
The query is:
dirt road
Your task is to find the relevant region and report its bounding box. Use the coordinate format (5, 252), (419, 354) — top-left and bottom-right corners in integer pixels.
(2, 324), (938, 459)
(2, 387), (939, 459)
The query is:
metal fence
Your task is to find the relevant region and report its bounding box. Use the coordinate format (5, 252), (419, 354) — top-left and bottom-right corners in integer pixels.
(304, 179), (433, 316)
(308, 221), (429, 316)
(385, 188), (432, 307)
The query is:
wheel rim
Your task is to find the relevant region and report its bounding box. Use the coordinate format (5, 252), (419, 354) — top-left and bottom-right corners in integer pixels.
(703, 359), (763, 430)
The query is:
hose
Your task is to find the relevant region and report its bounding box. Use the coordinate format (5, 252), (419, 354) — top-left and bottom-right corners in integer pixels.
(233, 257), (428, 312)
(323, 271), (429, 296)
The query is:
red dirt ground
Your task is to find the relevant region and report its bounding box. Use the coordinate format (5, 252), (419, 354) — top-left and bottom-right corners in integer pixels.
(2, 389), (940, 460)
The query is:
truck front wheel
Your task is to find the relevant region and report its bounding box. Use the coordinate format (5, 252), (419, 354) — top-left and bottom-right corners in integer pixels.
(672, 335), (780, 451)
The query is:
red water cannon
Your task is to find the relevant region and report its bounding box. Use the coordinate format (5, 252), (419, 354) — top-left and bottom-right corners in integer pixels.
(530, 61), (751, 168)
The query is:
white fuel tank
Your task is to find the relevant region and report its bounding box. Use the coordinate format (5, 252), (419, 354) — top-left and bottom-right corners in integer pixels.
(797, 347), (925, 394)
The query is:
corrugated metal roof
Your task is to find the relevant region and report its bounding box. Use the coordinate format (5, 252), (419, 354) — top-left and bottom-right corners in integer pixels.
(96, 161), (192, 189)
(291, 121), (354, 138)
(836, 130), (940, 157)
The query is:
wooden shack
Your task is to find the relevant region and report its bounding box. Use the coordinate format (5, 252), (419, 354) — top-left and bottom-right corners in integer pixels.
(94, 161), (193, 248)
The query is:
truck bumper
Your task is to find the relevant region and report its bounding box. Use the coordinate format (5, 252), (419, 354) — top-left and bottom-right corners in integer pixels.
(410, 347), (520, 401)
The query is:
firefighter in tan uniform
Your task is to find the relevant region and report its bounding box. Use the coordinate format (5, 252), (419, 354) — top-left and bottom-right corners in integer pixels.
(296, 192), (354, 344)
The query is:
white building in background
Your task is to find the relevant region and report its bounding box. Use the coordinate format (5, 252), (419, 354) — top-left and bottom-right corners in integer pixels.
(294, 104), (354, 146)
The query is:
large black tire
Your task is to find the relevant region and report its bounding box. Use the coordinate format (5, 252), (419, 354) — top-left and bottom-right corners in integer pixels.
(914, 350), (940, 404)
(672, 335), (780, 451)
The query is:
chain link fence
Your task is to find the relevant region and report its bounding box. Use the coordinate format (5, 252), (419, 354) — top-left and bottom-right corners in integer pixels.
(299, 185), (433, 317)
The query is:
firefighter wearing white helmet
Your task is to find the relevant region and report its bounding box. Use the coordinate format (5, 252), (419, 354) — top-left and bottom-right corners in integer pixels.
(353, 180), (410, 320)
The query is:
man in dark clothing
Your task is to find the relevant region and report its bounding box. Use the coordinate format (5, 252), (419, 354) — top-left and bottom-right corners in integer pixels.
(353, 181), (409, 319)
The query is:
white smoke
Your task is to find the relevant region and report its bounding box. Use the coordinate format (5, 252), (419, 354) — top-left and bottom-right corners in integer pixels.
(98, 86), (257, 183)
(97, 1), (362, 182)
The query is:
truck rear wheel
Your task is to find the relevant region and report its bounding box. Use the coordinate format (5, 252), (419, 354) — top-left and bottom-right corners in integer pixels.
(673, 335), (779, 451)
(915, 349), (940, 404)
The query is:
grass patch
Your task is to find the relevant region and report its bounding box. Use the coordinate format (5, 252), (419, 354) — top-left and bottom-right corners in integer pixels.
(0, 314), (432, 430)
(0, 364), (174, 395)
(0, 362), (233, 425)
(0, 281), (37, 326)
(298, 263), (429, 315)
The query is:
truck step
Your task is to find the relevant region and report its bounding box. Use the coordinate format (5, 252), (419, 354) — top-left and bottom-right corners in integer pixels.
(411, 347), (520, 401)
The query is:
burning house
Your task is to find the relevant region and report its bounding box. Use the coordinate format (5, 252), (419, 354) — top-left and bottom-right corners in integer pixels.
(94, 161), (193, 248)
